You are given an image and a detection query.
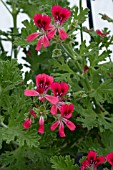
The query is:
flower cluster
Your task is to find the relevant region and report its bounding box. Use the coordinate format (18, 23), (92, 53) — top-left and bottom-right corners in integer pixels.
(23, 73), (76, 137)
(26, 5), (71, 51)
(80, 150), (113, 170)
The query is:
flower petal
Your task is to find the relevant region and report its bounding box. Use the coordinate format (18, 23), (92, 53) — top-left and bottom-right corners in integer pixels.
(38, 116), (44, 134)
(51, 82), (61, 97)
(24, 90), (39, 96)
(45, 95), (58, 104)
(34, 14), (42, 28)
(59, 122), (66, 137)
(58, 28), (68, 40)
(106, 152), (113, 167)
(45, 74), (54, 89)
(95, 156), (105, 167)
(47, 29), (56, 39)
(26, 32), (40, 42)
(60, 8), (71, 24)
(36, 73), (46, 89)
(50, 105), (58, 115)
(42, 35), (50, 47)
(35, 37), (42, 51)
(52, 5), (71, 24)
(63, 119), (76, 131)
(60, 82), (69, 97)
(66, 104), (74, 119)
(47, 24), (55, 30)
(81, 160), (90, 170)
(60, 104), (74, 119)
(41, 15), (51, 30)
(52, 5), (62, 21)
(35, 73), (54, 94)
(50, 121), (59, 131)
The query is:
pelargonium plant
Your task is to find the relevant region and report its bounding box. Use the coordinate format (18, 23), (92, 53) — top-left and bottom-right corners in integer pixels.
(0, 0), (113, 170)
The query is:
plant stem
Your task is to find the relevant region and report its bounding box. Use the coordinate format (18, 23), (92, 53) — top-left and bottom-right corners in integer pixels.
(0, 38), (4, 52)
(61, 43), (91, 91)
(79, 0), (83, 43)
(61, 44), (82, 73)
(0, 122), (8, 128)
(54, 0), (58, 5)
(11, 1), (18, 58)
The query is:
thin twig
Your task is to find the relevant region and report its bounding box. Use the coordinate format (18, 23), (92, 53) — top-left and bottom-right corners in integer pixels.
(0, 122), (8, 128)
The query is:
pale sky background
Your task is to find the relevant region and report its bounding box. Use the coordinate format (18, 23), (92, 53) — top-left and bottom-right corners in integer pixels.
(0, 0), (113, 73)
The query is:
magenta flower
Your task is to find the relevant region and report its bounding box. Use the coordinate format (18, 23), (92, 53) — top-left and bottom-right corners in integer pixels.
(96, 29), (107, 37)
(22, 118), (32, 129)
(51, 82), (69, 98)
(50, 104), (76, 137)
(26, 14), (52, 51)
(50, 82), (69, 115)
(81, 150), (105, 170)
(24, 73), (58, 105)
(106, 152), (113, 167)
(47, 5), (71, 40)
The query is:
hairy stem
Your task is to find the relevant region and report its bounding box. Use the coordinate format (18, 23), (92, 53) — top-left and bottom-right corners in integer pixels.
(11, 2), (18, 58)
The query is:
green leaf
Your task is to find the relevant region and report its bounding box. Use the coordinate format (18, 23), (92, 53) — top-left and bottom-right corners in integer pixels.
(0, 147), (31, 170)
(1, 126), (39, 148)
(90, 79), (113, 103)
(101, 130), (113, 154)
(72, 6), (89, 24)
(76, 105), (98, 130)
(51, 155), (75, 170)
